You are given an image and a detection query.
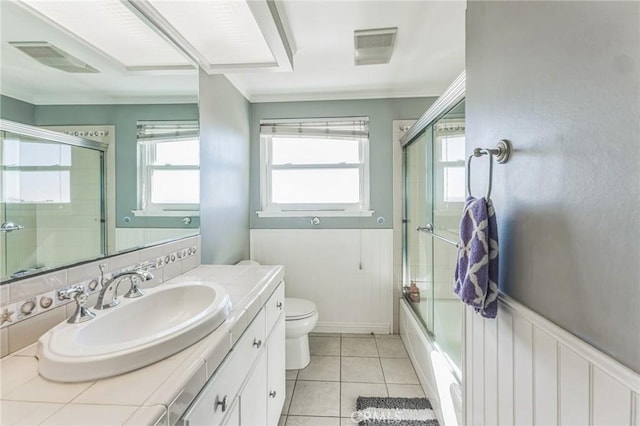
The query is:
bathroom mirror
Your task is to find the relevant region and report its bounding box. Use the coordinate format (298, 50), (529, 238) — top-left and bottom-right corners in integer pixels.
(0, 0), (199, 282)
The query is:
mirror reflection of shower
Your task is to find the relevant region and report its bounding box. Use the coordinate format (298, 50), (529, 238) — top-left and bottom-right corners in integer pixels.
(1, 121), (106, 280)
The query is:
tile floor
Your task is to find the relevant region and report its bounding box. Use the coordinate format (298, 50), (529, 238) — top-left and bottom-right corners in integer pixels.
(279, 333), (424, 426)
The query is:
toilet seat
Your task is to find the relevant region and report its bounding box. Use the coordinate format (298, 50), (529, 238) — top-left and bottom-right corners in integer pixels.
(285, 298), (317, 321)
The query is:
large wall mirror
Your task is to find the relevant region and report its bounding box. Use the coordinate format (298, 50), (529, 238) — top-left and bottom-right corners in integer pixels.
(0, 0), (200, 283)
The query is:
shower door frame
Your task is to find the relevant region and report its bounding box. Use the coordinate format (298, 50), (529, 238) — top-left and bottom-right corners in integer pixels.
(400, 71), (466, 384)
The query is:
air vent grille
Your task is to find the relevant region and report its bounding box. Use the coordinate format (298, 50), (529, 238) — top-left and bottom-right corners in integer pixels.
(9, 42), (99, 73)
(354, 27), (397, 66)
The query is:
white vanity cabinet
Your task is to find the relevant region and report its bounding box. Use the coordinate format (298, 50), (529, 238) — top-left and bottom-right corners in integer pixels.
(181, 281), (285, 426)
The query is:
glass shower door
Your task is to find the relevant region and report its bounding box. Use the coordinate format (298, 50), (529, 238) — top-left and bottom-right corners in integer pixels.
(431, 100), (466, 376)
(402, 100), (466, 379)
(403, 130), (434, 332)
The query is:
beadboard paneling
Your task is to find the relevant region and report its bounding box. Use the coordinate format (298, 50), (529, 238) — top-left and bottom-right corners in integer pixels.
(250, 229), (393, 333)
(466, 295), (640, 426)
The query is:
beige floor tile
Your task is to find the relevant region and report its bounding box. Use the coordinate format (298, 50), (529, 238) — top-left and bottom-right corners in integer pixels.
(40, 404), (138, 426)
(286, 416), (341, 426)
(283, 380), (295, 415)
(386, 384), (425, 397)
(380, 358), (419, 384)
(375, 339), (409, 358)
(374, 334), (401, 339)
(341, 417), (358, 426)
(297, 356), (340, 381)
(340, 382), (388, 418)
(286, 369), (299, 380)
(340, 333), (374, 338)
(340, 357), (384, 383)
(310, 332), (341, 338)
(341, 338), (378, 357)
(279, 415), (287, 426)
(288, 381), (340, 417)
(309, 336), (340, 356)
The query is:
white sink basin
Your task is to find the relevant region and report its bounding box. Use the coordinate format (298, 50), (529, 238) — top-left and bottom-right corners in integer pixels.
(37, 281), (232, 382)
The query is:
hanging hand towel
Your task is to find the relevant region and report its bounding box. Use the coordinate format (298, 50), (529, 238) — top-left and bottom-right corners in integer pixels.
(454, 196), (499, 319)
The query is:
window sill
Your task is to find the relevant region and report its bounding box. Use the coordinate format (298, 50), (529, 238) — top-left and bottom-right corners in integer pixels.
(256, 210), (374, 218)
(132, 210), (200, 217)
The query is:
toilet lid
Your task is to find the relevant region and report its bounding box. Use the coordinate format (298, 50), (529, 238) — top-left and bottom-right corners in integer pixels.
(285, 298), (317, 320)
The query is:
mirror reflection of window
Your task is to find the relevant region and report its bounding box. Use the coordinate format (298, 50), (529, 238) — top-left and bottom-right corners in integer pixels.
(2, 137), (72, 203)
(137, 121), (200, 213)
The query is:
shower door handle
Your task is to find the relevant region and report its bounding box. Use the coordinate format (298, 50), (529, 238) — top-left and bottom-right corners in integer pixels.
(1, 222), (24, 233)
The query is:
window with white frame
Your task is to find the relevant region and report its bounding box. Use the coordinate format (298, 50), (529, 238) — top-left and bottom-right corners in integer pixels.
(259, 118), (371, 216)
(434, 119), (466, 209)
(137, 121), (199, 214)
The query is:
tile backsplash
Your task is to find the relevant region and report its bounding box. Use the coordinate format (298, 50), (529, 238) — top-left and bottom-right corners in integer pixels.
(0, 235), (201, 358)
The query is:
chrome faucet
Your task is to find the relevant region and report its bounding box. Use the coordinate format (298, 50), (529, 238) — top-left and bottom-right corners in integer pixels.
(58, 285), (96, 324)
(94, 270), (153, 310)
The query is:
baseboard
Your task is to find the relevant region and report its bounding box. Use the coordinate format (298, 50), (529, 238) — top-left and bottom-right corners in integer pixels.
(313, 321), (391, 335)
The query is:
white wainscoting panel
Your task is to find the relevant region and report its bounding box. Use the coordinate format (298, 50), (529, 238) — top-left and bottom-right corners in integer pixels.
(250, 229), (393, 333)
(466, 294), (640, 426)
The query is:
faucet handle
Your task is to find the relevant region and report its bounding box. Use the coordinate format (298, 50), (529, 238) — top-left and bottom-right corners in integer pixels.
(59, 285), (96, 324)
(58, 284), (86, 301)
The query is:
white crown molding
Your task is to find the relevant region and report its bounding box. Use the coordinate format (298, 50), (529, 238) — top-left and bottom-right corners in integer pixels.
(244, 88), (443, 103)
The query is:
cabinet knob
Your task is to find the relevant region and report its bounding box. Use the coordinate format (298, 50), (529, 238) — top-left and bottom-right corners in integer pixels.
(269, 390), (277, 398)
(276, 301), (283, 310)
(216, 395), (228, 412)
(252, 338), (262, 348)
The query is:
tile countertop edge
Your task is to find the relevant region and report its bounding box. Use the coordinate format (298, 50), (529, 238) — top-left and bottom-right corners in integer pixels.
(0, 265), (285, 426)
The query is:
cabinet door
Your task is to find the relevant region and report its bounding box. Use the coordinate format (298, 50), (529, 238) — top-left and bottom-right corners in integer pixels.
(221, 397), (240, 426)
(267, 318), (286, 426)
(240, 349), (268, 426)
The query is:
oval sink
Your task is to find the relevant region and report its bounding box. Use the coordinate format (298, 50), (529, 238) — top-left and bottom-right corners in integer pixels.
(37, 281), (232, 382)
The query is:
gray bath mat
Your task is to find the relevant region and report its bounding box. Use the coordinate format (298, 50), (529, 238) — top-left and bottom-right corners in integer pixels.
(355, 396), (440, 426)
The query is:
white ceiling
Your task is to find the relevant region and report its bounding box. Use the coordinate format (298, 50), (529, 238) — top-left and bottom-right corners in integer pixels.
(229, 0), (466, 102)
(0, 0), (465, 105)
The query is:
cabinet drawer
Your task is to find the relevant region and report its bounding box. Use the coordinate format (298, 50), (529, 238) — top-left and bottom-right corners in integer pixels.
(182, 309), (266, 426)
(265, 281), (285, 334)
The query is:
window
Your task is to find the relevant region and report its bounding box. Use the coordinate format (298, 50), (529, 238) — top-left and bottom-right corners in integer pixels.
(258, 118), (371, 217)
(137, 121), (199, 214)
(434, 120), (466, 208)
(2, 137), (71, 203)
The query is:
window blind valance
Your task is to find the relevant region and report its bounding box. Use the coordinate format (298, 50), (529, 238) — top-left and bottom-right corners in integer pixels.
(260, 118), (369, 139)
(137, 121), (199, 144)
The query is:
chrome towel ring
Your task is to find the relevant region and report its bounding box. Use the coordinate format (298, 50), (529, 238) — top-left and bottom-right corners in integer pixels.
(466, 139), (512, 199)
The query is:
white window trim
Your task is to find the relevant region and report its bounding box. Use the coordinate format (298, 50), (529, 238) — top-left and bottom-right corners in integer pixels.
(257, 118), (372, 217)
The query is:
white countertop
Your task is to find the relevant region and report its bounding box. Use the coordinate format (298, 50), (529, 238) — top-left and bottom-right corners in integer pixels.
(0, 265), (285, 426)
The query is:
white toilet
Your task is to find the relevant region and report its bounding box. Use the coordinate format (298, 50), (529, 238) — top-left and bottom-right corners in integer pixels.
(235, 259), (318, 370)
(284, 297), (318, 370)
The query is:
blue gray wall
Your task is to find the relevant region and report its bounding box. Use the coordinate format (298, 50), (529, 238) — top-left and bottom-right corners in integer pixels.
(250, 97), (435, 229)
(466, 1), (640, 372)
(199, 73), (251, 264)
(0, 95), (35, 124)
(1, 98), (199, 229)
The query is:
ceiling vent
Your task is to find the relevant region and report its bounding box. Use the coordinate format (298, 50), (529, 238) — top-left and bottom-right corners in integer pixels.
(354, 27), (397, 66)
(9, 42), (99, 73)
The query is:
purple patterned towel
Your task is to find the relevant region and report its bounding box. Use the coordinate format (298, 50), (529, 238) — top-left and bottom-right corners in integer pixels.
(454, 196), (499, 319)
